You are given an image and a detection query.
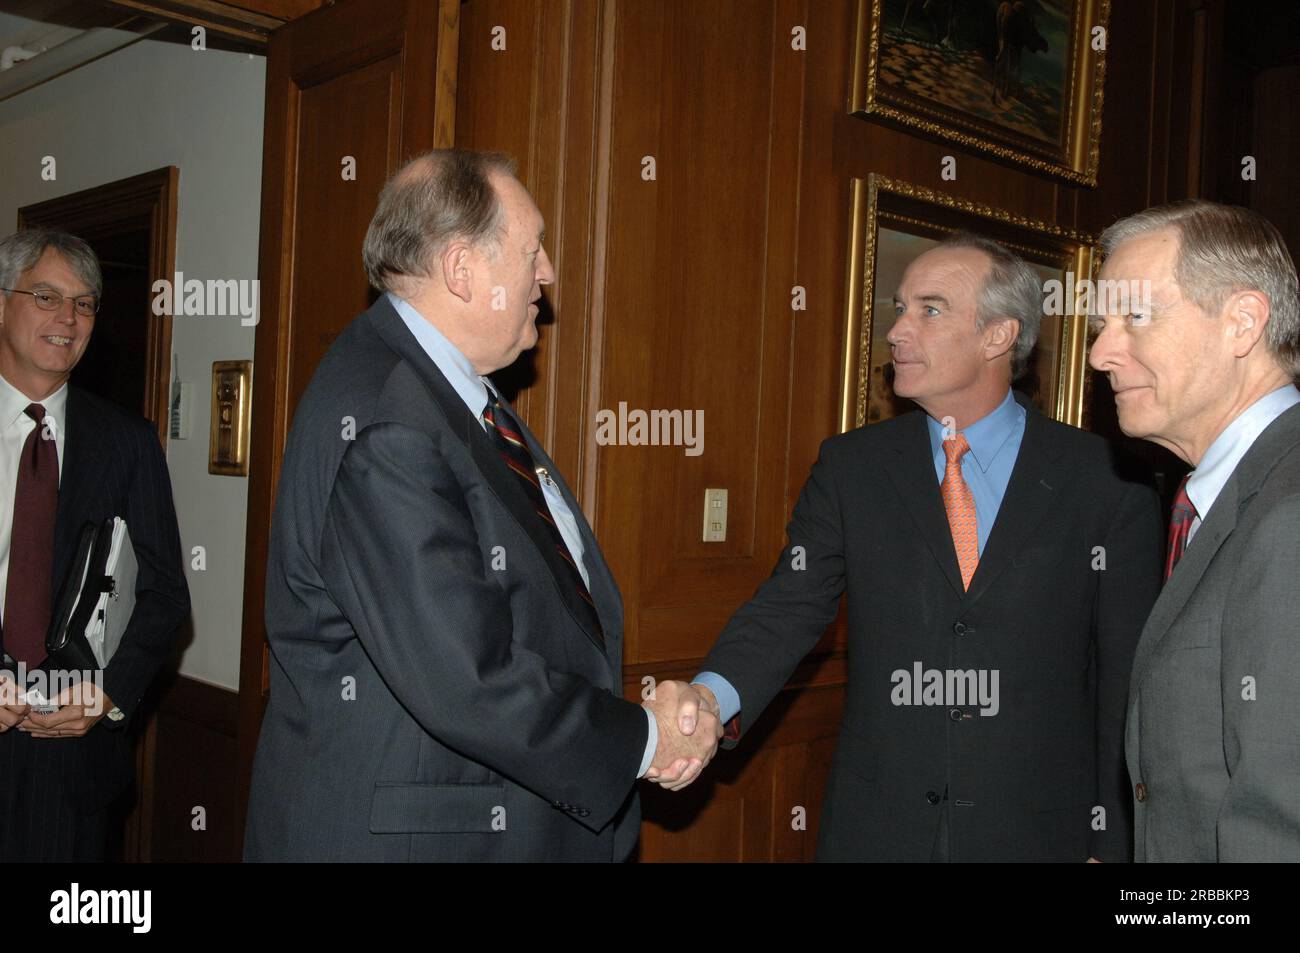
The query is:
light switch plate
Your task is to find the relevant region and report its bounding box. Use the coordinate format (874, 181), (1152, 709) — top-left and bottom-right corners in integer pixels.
(702, 488), (728, 542)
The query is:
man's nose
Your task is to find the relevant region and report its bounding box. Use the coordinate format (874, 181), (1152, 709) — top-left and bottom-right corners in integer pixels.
(1088, 320), (1121, 372)
(537, 246), (556, 284)
(887, 312), (909, 345)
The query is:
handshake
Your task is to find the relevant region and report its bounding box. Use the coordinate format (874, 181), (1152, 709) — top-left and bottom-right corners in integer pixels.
(641, 680), (725, 792)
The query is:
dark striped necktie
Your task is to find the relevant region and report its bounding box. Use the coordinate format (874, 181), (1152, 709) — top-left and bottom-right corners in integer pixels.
(481, 390), (604, 645)
(1164, 473), (1197, 584)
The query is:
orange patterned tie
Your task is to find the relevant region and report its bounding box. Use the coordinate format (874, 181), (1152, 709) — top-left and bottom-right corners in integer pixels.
(941, 433), (979, 590)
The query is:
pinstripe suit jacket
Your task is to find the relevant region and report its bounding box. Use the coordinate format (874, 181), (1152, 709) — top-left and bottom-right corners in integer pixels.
(0, 385), (190, 861)
(244, 297), (644, 862)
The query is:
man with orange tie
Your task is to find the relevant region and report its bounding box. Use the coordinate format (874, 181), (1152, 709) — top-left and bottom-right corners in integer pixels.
(1090, 200), (1300, 861)
(656, 232), (1164, 861)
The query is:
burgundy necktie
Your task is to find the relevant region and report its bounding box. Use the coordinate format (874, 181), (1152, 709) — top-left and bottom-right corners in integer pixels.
(5, 404), (57, 665)
(1164, 473), (1197, 584)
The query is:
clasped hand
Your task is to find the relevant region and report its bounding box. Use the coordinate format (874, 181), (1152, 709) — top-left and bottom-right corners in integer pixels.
(0, 673), (112, 738)
(642, 680), (723, 792)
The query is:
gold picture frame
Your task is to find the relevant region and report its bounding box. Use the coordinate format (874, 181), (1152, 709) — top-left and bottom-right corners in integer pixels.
(841, 174), (1098, 432)
(850, 0), (1109, 186)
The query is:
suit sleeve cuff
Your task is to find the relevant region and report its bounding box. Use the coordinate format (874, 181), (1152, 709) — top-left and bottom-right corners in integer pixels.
(692, 671), (741, 723)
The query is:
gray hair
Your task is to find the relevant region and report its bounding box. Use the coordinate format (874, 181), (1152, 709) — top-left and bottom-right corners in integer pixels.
(1100, 200), (1300, 379)
(936, 231), (1043, 379)
(0, 229), (102, 299)
(362, 148), (518, 293)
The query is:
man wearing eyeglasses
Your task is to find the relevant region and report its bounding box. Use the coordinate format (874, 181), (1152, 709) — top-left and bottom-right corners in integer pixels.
(0, 229), (189, 861)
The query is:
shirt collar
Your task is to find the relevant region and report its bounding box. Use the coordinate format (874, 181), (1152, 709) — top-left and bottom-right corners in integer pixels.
(387, 292), (492, 419)
(1186, 384), (1300, 520)
(927, 388), (1023, 473)
(0, 370), (68, 436)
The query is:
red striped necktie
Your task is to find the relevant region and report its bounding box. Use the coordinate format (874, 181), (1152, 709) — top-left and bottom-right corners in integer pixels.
(481, 390), (604, 646)
(1164, 473), (1197, 584)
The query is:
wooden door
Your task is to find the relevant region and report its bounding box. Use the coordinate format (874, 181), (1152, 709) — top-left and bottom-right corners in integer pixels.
(235, 0), (459, 843)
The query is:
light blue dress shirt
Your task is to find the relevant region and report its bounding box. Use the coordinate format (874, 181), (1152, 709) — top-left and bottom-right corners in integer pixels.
(1184, 384), (1300, 545)
(387, 294), (657, 776)
(695, 388), (1026, 727)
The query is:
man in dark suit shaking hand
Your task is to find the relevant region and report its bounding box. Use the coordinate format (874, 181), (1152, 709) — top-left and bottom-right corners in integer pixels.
(0, 230), (190, 861)
(244, 150), (720, 862)
(666, 232), (1164, 861)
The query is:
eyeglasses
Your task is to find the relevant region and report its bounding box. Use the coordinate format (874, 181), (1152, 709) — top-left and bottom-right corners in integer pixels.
(0, 287), (100, 317)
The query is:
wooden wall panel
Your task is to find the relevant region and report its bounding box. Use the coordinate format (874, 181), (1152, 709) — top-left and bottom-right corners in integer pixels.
(1249, 63), (1300, 258)
(148, 677), (240, 862)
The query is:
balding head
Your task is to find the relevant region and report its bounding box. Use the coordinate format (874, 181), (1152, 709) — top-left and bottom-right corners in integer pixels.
(362, 148), (517, 293)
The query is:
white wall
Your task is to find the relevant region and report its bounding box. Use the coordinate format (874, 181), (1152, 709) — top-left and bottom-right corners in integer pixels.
(0, 38), (265, 690)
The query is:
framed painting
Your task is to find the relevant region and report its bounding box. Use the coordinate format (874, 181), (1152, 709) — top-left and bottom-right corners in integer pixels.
(840, 174), (1098, 432)
(850, 0), (1109, 186)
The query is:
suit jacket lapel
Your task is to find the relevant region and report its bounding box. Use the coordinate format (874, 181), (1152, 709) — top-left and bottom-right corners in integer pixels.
(369, 300), (607, 656)
(881, 392), (1059, 600)
(52, 387), (108, 593)
(1130, 401), (1300, 688)
(516, 422), (624, 666)
(883, 410), (965, 596)
(1129, 476), (1237, 687)
(962, 394), (1061, 606)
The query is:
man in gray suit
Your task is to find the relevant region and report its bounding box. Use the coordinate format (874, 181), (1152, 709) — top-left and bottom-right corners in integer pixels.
(244, 149), (720, 861)
(1090, 199), (1300, 861)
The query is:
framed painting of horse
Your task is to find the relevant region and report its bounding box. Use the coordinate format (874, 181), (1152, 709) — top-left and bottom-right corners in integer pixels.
(850, 0), (1110, 186)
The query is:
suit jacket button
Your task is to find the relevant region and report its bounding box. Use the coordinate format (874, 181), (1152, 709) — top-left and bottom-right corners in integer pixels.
(949, 708), (963, 722)
(953, 621), (967, 636)
(579, 809), (590, 817)
(1135, 782), (1147, 803)
(926, 790), (942, 805)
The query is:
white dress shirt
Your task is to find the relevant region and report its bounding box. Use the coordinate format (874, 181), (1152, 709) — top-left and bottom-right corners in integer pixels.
(0, 372), (67, 625)
(1185, 384), (1300, 544)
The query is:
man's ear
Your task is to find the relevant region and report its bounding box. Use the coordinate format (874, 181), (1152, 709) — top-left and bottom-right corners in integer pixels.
(441, 241), (475, 305)
(983, 317), (1020, 363)
(1225, 289), (1270, 358)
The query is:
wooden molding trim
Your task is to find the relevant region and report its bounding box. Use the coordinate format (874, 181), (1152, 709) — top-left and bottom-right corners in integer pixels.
(102, 0), (325, 44)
